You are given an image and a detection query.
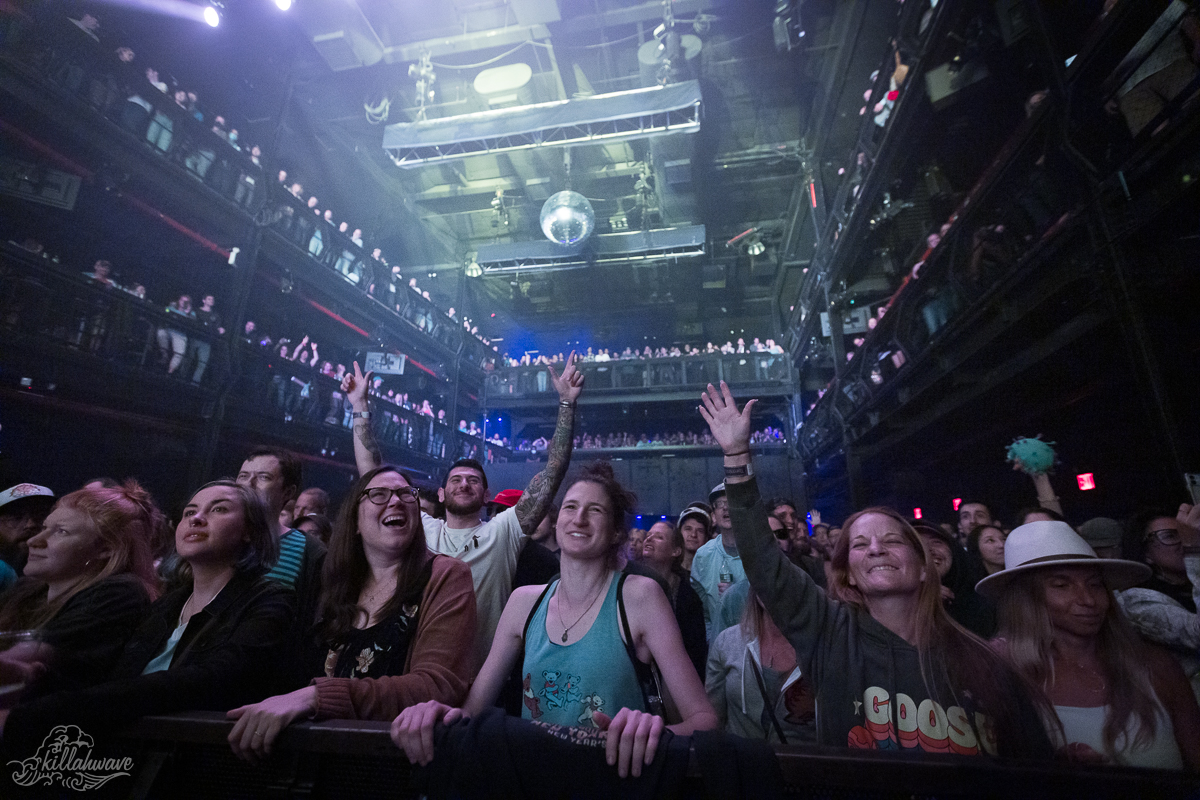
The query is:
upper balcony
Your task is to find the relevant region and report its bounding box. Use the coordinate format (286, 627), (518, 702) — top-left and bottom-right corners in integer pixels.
(485, 352), (796, 408)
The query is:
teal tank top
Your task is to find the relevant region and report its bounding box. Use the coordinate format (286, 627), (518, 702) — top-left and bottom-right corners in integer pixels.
(521, 571), (646, 728)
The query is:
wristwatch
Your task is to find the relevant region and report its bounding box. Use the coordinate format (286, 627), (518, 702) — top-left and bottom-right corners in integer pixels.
(724, 462), (754, 478)
(351, 411), (372, 420)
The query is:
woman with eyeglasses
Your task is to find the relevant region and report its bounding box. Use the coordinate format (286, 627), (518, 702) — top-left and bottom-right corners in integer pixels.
(226, 466), (476, 762)
(1116, 506), (1200, 702)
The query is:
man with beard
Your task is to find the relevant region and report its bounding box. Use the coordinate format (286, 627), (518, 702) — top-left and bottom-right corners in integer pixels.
(344, 354), (584, 668)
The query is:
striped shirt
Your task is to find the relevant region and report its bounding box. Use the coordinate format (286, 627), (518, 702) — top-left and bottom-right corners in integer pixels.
(266, 529), (306, 589)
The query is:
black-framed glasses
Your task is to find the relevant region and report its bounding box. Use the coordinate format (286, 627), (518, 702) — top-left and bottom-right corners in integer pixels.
(360, 486), (420, 505)
(1146, 529), (1182, 546)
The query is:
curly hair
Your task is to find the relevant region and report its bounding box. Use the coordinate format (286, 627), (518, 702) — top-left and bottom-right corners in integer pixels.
(566, 461), (637, 570)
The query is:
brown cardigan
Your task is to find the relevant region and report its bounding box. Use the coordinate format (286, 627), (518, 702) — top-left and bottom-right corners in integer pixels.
(310, 555), (477, 721)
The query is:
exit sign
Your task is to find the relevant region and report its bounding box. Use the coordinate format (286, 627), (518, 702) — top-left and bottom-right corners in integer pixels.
(1077, 473), (1096, 491)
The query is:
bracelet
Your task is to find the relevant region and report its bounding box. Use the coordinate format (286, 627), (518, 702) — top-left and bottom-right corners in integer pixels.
(351, 411), (372, 420)
(559, 400), (576, 408)
(723, 450), (750, 457)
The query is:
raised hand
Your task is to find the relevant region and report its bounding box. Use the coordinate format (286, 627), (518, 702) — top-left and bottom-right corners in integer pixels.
(698, 382), (756, 454)
(548, 350), (584, 404)
(341, 360), (374, 411)
(593, 708), (665, 779)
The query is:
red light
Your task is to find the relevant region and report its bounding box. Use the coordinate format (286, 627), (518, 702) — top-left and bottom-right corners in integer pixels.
(1076, 473), (1096, 491)
(952, 498), (962, 511)
(809, 181), (817, 208)
(913, 507), (923, 520)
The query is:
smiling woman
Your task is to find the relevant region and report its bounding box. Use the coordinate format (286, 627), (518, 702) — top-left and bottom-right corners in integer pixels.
(699, 381), (1055, 760)
(0, 481), (293, 754)
(225, 466), (477, 763)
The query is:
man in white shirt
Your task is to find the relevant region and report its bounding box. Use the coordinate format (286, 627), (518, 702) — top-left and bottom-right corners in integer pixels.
(345, 354), (584, 668)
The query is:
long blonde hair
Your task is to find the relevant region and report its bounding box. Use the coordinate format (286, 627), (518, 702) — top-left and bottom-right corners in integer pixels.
(830, 507), (1053, 758)
(995, 570), (1161, 756)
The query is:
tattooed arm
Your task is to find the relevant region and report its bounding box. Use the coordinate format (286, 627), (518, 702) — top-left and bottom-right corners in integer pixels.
(343, 360), (382, 476)
(513, 352), (584, 537)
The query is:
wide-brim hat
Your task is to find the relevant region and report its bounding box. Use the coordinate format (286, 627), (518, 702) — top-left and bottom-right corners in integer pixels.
(976, 520), (1150, 598)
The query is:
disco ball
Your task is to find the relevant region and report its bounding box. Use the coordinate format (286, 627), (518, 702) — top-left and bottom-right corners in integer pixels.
(540, 190), (595, 245)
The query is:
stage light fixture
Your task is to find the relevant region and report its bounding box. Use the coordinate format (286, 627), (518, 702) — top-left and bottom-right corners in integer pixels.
(203, 4), (220, 26)
(275, 0), (292, 9)
(464, 255), (483, 277)
(747, 235), (766, 256)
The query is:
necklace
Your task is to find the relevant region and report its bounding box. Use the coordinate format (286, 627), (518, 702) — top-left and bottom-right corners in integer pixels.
(556, 578), (607, 643)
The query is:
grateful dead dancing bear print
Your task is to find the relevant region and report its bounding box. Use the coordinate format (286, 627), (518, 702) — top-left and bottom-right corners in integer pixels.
(523, 673), (542, 719)
(578, 693), (605, 727)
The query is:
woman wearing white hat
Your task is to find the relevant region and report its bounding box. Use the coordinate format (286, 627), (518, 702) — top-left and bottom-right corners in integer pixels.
(980, 520), (1200, 770)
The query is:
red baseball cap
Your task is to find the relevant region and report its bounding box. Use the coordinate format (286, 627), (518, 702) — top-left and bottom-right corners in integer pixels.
(491, 489), (523, 508)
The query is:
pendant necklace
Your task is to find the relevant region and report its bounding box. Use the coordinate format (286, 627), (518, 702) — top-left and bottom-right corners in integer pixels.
(557, 580), (607, 643)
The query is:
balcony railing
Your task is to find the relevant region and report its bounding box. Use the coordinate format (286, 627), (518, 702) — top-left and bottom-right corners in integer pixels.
(486, 353), (795, 402)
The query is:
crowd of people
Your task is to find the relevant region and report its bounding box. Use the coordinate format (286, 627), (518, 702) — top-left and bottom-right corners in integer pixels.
(510, 426), (786, 453)
(0, 357), (1195, 786)
(503, 338), (786, 367)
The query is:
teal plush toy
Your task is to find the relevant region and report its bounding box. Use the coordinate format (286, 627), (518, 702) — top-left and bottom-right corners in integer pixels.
(1006, 435), (1057, 476)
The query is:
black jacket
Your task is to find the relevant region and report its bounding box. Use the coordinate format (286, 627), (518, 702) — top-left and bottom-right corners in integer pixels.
(4, 570), (294, 751)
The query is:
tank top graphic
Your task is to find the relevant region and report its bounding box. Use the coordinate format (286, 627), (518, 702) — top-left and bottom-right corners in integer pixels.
(521, 571), (646, 728)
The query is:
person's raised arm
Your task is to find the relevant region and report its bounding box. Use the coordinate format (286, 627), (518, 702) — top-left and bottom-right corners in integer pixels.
(698, 382), (834, 671)
(343, 361), (382, 476)
(512, 351), (584, 536)
(290, 335), (309, 361)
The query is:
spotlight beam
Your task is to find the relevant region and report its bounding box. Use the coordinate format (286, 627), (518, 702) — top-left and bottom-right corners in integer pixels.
(89, 0), (212, 24)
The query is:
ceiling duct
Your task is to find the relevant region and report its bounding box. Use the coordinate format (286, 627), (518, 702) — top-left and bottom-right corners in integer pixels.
(475, 225), (706, 273)
(294, 0), (384, 71)
(384, 81), (702, 167)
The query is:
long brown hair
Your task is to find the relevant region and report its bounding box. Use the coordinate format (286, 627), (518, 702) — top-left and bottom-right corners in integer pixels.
(316, 466), (431, 640)
(996, 570), (1160, 756)
(0, 481), (163, 630)
(831, 507), (1053, 758)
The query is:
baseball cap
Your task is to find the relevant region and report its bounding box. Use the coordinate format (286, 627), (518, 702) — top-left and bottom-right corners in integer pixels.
(678, 504), (712, 529)
(0, 483), (54, 511)
(1077, 517), (1123, 550)
(709, 483), (726, 504)
(490, 489), (523, 508)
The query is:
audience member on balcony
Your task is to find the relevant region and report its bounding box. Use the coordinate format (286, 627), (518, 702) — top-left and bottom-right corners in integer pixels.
(707, 584), (816, 745)
(0, 484), (55, 581)
(701, 382), (1054, 758)
(1116, 507), (1200, 700)
(83, 259), (115, 287)
(982, 519), (1200, 769)
(0, 481), (292, 751)
(0, 482), (160, 695)
(188, 293), (224, 385)
(226, 466), (476, 762)
(156, 294), (194, 375)
(346, 355), (584, 669)
(641, 521), (707, 680)
(392, 463), (718, 778)
(691, 482), (744, 643)
(236, 448), (326, 630)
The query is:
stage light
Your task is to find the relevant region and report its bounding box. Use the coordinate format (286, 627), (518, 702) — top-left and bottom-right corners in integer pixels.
(464, 256), (482, 278)
(1076, 473), (1096, 491)
(203, 5), (220, 26)
(275, 0), (292, 9)
(747, 236), (766, 256)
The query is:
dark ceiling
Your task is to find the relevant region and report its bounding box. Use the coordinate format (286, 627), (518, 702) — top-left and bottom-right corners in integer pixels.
(91, 0), (867, 358)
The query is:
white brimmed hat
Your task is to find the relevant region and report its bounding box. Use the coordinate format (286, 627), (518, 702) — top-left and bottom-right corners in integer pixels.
(975, 520), (1150, 598)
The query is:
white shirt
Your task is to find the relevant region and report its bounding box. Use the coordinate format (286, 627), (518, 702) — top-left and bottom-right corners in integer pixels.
(422, 506), (527, 669)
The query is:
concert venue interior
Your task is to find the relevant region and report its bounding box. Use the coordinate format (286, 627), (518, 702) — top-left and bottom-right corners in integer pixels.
(0, 0), (1198, 796)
